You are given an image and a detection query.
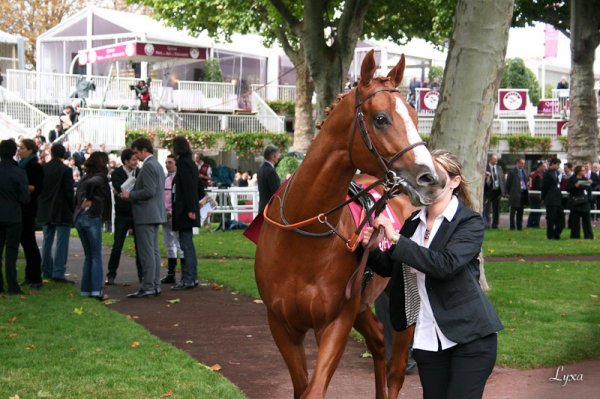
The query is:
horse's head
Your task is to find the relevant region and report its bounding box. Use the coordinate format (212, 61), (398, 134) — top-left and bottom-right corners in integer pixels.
(349, 50), (445, 206)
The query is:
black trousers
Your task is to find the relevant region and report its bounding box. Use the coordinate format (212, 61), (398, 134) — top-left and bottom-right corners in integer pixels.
(413, 333), (497, 399)
(545, 205), (565, 239)
(21, 211), (42, 284)
(483, 189), (502, 228)
(570, 210), (594, 239)
(0, 222), (22, 293)
(107, 215), (142, 280)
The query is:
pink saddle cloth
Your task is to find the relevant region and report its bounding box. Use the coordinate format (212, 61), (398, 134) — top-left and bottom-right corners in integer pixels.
(244, 188), (401, 250)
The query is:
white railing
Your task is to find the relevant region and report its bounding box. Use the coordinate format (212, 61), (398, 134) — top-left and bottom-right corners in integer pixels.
(0, 86), (49, 134)
(53, 115), (126, 150)
(251, 92), (285, 132)
(174, 81), (236, 112)
(206, 186), (259, 222)
(251, 84), (297, 102)
(417, 117), (599, 137)
(552, 89), (570, 119)
(79, 108), (285, 134)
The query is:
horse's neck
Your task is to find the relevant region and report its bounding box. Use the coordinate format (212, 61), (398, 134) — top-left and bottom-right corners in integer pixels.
(283, 138), (355, 222)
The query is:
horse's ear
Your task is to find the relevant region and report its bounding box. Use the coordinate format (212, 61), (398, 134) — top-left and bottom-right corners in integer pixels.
(387, 54), (405, 87)
(360, 50), (377, 86)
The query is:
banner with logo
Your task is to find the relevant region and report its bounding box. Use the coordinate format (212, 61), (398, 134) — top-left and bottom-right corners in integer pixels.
(557, 120), (568, 136)
(498, 89), (528, 112)
(537, 99), (559, 115)
(544, 24), (559, 58)
(418, 89), (440, 112)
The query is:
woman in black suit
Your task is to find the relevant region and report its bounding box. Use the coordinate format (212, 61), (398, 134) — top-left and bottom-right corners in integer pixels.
(18, 139), (44, 289)
(363, 149), (503, 399)
(170, 136), (200, 290)
(566, 165), (594, 239)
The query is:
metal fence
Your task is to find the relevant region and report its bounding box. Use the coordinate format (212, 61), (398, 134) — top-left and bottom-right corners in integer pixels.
(251, 84), (297, 102)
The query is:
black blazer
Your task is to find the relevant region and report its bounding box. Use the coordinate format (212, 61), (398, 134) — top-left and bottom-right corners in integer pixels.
(37, 159), (74, 225)
(0, 159), (30, 223)
(111, 166), (138, 218)
(21, 156), (44, 217)
(367, 203), (503, 344)
(565, 175), (592, 212)
(541, 169), (563, 207)
(257, 161), (280, 212)
(172, 156), (200, 230)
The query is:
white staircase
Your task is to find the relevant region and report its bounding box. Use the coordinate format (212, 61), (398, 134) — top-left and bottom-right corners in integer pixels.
(0, 112), (30, 139)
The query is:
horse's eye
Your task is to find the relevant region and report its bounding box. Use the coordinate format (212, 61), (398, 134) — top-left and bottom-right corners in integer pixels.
(373, 113), (390, 128)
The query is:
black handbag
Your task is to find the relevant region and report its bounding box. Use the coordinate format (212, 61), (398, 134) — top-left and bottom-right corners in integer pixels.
(571, 195), (588, 206)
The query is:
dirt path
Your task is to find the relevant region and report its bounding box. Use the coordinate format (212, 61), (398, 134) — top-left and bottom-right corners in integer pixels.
(60, 235), (599, 398)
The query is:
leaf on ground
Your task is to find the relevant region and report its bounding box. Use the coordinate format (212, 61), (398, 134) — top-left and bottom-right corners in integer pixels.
(36, 390), (52, 398)
(167, 298), (180, 304)
(185, 340), (193, 344)
(173, 323), (179, 327)
(103, 299), (119, 305)
(210, 363), (222, 372)
(211, 283), (223, 291)
(8, 316), (17, 323)
(253, 299), (263, 304)
(73, 307), (84, 316)
(360, 351), (373, 358)
(8, 333), (17, 338)
(26, 344), (36, 350)
(590, 294), (598, 301)
(95, 348), (102, 352)
(487, 248), (495, 254)
(130, 341), (140, 348)
(9, 395), (20, 399)
(160, 391), (174, 398)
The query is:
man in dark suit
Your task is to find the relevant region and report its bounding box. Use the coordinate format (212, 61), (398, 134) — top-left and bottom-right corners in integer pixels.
(48, 124), (64, 143)
(257, 145), (281, 213)
(0, 139), (30, 295)
(483, 154), (505, 229)
(38, 144), (74, 281)
(541, 158), (564, 240)
(590, 163), (600, 220)
(106, 149), (142, 285)
(506, 157), (528, 230)
(121, 138), (166, 298)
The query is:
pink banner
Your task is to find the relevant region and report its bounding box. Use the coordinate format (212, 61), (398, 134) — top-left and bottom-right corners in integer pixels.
(79, 42), (206, 65)
(557, 120), (568, 136)
(544, 24), (559, 58)
(418, 89), (440, 111)
(498, 89), (528, 111)
(537, 99), (559, 115)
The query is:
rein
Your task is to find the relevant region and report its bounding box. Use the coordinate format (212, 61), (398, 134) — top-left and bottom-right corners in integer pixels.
(263, 85), (425, 251)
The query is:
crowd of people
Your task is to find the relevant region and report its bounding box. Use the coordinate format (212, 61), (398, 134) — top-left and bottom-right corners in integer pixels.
(484, 154), (597, 240)
(0, 134), (274, 298)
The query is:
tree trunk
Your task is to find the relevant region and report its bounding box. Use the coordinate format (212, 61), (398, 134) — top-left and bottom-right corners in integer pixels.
(429, 0), (514, 212)
(292, 60), (315, 152)
(429, 0), (513, 292)
(567, 0), (600, 165)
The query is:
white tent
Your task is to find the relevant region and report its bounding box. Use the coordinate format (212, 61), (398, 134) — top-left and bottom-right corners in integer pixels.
(0, 29), (26, 80)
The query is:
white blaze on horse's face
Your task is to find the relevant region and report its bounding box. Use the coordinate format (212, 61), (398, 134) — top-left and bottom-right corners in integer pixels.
(394, 98), (436, 173)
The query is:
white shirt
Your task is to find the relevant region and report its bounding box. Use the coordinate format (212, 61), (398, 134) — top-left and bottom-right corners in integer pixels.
(410, 195), (459, 351)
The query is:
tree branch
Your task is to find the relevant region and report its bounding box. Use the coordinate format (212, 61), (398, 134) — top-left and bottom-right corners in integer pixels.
(267, 0), (301, 33)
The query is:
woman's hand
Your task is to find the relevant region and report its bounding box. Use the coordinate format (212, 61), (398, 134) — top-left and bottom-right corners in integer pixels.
(362, 215), (396, 247)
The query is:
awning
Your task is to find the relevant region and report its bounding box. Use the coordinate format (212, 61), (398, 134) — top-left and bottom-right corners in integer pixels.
(78, 41), (207, 65)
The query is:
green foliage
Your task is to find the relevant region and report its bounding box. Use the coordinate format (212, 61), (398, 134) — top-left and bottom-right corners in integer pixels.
(202, 58), (223, 82)
(428, 66), (444, 83)
(544, 83), (554, 99)
(125, 129), (290, 158)
(506, 135), (551, 154)
(501, 58), (541, 105)
(267, 100), (295, 117)
(276, 155), (300, 180)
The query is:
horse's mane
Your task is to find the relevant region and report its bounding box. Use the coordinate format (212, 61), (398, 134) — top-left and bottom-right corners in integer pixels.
(316, 76), (393, 130)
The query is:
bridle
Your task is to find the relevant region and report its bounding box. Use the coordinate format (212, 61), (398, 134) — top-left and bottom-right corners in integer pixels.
(263, 84), (427, 251)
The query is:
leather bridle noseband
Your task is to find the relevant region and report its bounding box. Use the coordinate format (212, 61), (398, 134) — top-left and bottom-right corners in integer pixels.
(263, 85), (428, 250)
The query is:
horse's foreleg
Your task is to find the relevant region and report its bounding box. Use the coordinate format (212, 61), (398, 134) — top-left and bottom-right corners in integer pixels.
(386, 325), (415, 399)
(267, 310), (309, 399)
(302, 310), (356, 399)
(354, 308), (388, 399)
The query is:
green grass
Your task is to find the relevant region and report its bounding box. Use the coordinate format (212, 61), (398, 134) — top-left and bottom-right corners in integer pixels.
(0, 270), (246, 399)
(483, 227), (600, 257)
(486, 261), (600, 368)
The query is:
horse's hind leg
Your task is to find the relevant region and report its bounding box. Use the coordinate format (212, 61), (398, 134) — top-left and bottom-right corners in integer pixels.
(354, 307), (388, 399)
(386, 325), (415, 399)
(267, 310), (309, 399)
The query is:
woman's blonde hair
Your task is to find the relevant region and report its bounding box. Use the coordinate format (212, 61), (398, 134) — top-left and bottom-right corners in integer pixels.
(431, 149), (474, 209)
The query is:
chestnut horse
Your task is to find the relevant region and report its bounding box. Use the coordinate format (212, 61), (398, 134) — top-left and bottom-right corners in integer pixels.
(255, 51), (444, 399)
